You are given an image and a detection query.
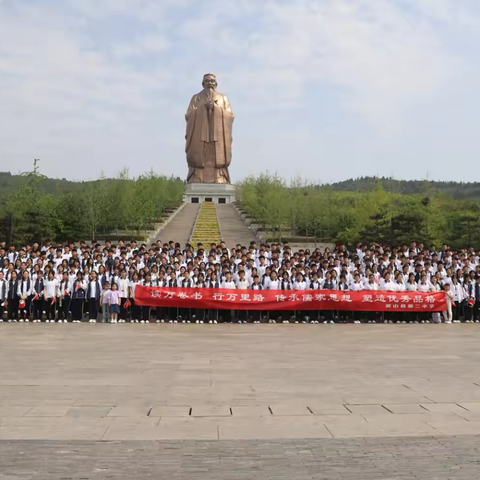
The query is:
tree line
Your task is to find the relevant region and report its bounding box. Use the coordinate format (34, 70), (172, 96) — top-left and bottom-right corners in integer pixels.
(0, 160), (185, 244)
(237, 173), (480, 249)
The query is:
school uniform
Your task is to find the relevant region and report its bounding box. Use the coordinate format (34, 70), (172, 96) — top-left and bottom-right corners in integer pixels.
(128, 281), (142, 321)
(17, 278), (32, 320)
(179, 278), (194, 321)
(32, 278), (45, 321)
(251, 283), (264, 322)
(208, 280), (220, 322)
(44, 279), (58, 321)
(7, 278), (19, 321)
(117, 278), (129, 321)
(322, 280), (335, 321)
(166, 278), (178, 321)
(0, 278), (8, 321)
(220, 280), (236, 323)
(474, 282), (480, 321)
(87, 280), (101, 321)
(71, 280), (87, 322)
(58, 279), (71, 321)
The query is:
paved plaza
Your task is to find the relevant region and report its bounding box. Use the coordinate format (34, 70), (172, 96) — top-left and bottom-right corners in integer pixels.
(1, 324), (480, 478)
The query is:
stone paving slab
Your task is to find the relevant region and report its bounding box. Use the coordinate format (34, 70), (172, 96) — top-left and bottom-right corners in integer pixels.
(1, 436), (480, 479)
(2, 326), (480, 441)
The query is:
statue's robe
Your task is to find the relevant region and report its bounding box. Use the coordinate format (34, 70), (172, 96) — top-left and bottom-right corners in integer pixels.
(185, 90), (234, 184)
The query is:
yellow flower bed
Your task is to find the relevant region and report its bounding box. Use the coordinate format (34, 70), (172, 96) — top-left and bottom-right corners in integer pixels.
(190, 202), (221, 244)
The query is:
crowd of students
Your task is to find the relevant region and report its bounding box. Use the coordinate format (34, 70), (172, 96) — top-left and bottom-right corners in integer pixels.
(0, 238), (478, 325)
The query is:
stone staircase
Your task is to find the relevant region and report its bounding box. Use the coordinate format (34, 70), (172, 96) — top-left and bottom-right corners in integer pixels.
(217, 204), (258, 248)
(152, 203), (200, 245)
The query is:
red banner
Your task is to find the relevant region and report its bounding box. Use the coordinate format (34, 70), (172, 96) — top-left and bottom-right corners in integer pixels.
(135, 286), (446, 312)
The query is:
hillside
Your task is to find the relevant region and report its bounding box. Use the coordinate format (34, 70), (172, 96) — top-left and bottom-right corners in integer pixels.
(325, 176), (480, 199)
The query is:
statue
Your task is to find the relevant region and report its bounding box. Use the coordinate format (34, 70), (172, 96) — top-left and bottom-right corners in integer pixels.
(185, 73), (234, 184)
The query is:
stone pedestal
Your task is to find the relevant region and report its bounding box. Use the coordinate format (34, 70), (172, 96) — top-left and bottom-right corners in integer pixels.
(184, 183), (236, 204)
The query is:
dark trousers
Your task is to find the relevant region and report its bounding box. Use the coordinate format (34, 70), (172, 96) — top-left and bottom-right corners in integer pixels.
(71, 298), (84, 321)
(33, 298), (44, 320)
(156, 306), (166, 321)
(131, 300), (142, 320)
(474, 301), (480, 320)
(120, 297), (127, 320)
(0, 303), (4, 320)
(59, 296), (70, 321)
(19, 298), (31, 319)
(195, 308), (205, 321)
(251, 309), (261, 321)
(7, 298), (19, 320)
(237, 309), (248, 321)
(45, 298), (56, 320)
(89, 298), (99, 320)
(465, 303), (474, 321)
(141, 306), (151, 321)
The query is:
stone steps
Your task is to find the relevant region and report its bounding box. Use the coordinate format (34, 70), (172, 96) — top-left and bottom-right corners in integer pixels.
(217, 204), (258, 248)
(152, 203), (200, 245)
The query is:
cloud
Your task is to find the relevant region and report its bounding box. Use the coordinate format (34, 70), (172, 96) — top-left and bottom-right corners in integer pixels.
(0, 0), (479, 182)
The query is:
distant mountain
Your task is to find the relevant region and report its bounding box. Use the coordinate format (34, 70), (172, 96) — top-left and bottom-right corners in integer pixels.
(324, 176), (480, 200)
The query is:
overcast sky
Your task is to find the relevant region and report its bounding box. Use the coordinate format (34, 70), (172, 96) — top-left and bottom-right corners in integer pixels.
(1, 0), (479, 184)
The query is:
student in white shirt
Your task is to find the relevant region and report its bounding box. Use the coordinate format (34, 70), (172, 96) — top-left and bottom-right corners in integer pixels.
(235, 270), (249, 324)
(128, 271), (142, 323)
(442, 283), (454, 324)
(220, 272), (236, 323)
(292, 273), (310, 324)
(117, 270), (129, 323)
(44, 271), (58, 323)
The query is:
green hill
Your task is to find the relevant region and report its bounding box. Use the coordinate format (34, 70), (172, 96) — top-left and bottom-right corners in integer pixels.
(325, 176), (480, 199)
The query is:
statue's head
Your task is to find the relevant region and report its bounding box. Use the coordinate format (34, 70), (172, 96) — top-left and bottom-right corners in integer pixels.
(202, 73), (217, 90)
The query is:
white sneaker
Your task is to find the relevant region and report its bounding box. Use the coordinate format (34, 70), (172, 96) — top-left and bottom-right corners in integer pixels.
(174, 320), (178, 323)
(186, 320), (191, 324)
(130, 319), (135, 323)
(182, 320), (186, 324)
(200, 320), (204, 324)
(140, 320), (145, 323)
(329, 320), (334, 324)
(57, 319), (62, 323)
(145, 320), (149, 324)
(156, 319), (160, 323)
(20, 319), (25, 323)
(161, 319), (165, 323)
(213, 320), (217, 324)
(208, 320), (213, 324)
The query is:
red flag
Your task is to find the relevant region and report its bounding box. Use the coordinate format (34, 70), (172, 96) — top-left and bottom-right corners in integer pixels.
(124, 299), (131, 308)
(52, 297), (56, 304)
(19, 300), (26, 308)
(33, 293), (38, 301)
(64, 289), (69, 296)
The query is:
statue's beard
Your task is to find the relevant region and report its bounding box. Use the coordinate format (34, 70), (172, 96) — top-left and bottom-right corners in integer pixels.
(206, 85), (215, 101)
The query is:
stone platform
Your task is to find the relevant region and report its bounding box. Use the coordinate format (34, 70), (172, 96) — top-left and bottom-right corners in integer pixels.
(184, 183), (236, 204)
(2, 324), (480, 478)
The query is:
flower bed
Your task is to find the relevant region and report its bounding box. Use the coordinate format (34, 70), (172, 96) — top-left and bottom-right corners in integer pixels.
(190, 202), (221, 245)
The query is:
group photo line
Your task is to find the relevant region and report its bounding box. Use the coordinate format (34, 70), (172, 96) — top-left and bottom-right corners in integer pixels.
(0, 238), (477, 325)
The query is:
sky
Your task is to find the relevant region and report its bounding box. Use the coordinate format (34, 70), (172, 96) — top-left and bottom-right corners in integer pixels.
(0, 0), (480, 184)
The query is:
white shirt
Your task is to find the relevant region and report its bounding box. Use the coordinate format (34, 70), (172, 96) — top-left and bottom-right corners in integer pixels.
(44, 279), (58, 299)
(118, 278), (129, 297)
(89, 281), (97, 299)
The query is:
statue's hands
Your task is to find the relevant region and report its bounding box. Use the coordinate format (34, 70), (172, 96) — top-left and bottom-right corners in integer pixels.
(206, 101), (215, 111)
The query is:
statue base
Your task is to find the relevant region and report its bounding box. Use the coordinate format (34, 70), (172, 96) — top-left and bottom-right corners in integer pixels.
(184, 183), (236, 204)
